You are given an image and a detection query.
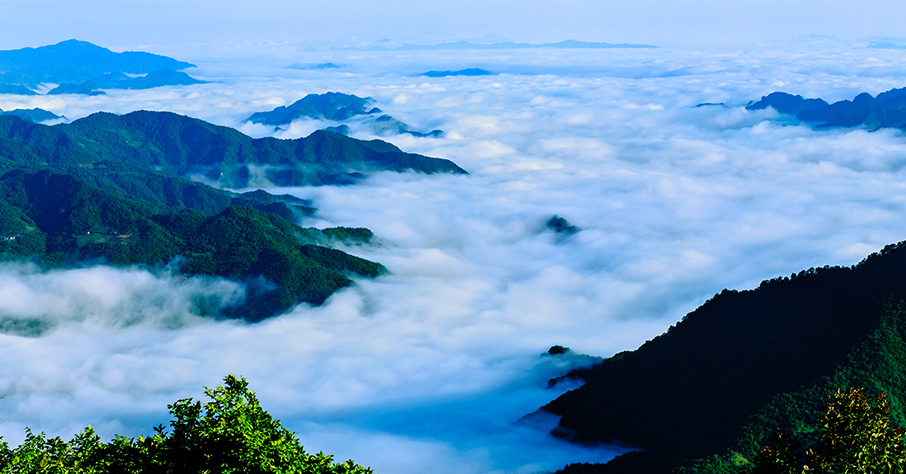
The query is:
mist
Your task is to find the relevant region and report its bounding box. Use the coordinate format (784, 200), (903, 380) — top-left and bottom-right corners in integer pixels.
(4, 41), (906, 472)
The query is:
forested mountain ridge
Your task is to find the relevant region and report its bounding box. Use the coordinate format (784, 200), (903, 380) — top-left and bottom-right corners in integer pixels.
(0, 169), (382, 325)
(543, 241), (906, 473)
(0, 110), (465, 187)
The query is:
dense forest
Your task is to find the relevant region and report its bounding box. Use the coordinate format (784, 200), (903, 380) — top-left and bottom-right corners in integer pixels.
(0, 375), (374, 474)
(543, 240), (906, 473)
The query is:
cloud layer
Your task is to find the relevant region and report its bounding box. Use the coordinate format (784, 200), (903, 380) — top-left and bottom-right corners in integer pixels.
(4, 42), (906, 472)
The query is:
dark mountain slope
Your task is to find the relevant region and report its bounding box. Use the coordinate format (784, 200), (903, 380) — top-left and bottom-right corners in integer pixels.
(0, 111), (465, 187)
(543, 241), (906, 473)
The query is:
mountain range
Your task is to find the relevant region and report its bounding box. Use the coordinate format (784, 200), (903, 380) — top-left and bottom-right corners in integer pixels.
(349, 39), (658, 51)
(0, 40), (204, 95)
(246, 92), (445, 138)
(747, 87), (906, 129)
(421, 68), (495, 77)
(0, 110), (464, 188)
(0, 110), (466, 324)
(538, 240), (906, 473)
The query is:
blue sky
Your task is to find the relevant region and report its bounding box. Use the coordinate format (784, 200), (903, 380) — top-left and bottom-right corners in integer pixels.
(2, 0), (906, 50)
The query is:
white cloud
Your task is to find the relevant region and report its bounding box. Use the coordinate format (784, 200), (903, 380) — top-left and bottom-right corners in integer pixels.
(4, 42), (906, 473)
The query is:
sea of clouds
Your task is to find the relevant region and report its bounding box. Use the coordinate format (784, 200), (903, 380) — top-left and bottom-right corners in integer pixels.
(3, 37), (906, 472)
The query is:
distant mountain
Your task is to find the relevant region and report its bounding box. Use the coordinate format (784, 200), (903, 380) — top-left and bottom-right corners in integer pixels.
(369, 114), (444, 138)
(747, 88), (906, 129)
(0, 39), (205, 94)
(0, 110), (465, 188)
(246, 92), (445, 139)
(540, 241), (906, 473)
(247, 92), (380, 125)
(0, 107), (62, 122)
(422, 68), (495, 77)
(868, 42), (906, 50)
(0, 84), (37, 95)
(47, 80), (107, 95)
(286, 62), (341, 70)
(0, 110), (446, 322)
(355, 39), (657, 51)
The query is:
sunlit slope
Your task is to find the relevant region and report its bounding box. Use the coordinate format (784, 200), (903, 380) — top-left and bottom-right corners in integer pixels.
(0, 111), (466, 187)
(0, 169), (382, 322)
(544, 242), (906, 473)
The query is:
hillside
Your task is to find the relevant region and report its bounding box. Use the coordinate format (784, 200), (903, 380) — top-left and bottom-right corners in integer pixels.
(0, 169), (382, 325)
(0, 111), (465, 187)
(542, 241), (906, 473)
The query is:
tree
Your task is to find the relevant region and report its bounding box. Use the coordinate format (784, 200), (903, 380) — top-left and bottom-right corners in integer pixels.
(0, 375), (374, 474)
(753, 388), (906, 474)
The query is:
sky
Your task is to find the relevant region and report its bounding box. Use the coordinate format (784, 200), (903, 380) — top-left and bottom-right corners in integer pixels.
(3, 2), (906, 474)
(2, 0), (906, 51)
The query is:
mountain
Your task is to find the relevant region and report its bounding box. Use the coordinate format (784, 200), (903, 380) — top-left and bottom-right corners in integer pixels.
(540, 241), (906, 473)
(746, 88), (906, 129)
(0, 109), (465, 322)
(0, 168), (382, 325)
(0, 84), (37, 95)
(247, 92), (380, 124)
(0, 110), (466, 188)
(0, 107), (62, 122)
(246, 92), (445, 138)
(369, 114), (444, 138)
(0, 39), (204, 93)
(352, 40), (658, 51)
(422, 68), (495, 77)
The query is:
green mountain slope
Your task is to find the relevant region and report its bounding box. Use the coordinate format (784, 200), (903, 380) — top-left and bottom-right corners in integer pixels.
(0, 169), (382, 323)
(0, 110), (465, 187)
(543, 242), (906, 474)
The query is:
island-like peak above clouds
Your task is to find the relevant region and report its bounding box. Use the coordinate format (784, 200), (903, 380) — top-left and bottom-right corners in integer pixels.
(746, 87), (906, 130)
(0, 39), (205, 94)
(246, 92), (445, 138)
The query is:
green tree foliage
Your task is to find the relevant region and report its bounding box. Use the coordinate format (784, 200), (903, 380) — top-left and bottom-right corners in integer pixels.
(752, 389), (906, 474)
(0, 375), (374, 474)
